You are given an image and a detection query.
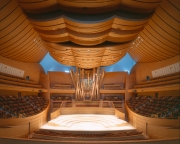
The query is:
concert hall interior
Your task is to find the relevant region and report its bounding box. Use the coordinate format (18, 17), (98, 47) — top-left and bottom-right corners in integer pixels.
(0, 0), (180, 144)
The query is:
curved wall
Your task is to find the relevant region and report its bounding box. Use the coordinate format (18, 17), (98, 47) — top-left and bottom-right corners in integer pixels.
(0, 103), (49, 138)
(0, 56), (45, 83)
(125, 102), (180, 139)
(130, 55), (180, 83)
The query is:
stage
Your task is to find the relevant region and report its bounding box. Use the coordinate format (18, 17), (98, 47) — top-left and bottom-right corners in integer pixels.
(40, 114), (135, 131)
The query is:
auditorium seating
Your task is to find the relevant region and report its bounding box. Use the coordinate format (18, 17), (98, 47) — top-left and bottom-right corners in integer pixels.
(51, 95), (72, 101)
(29, 129), (147, 141)
(126, 96), (180, 119)
(133, 72), (180, 88)
(0, 95), (48, 118)
(103, 95), (123, 109)
(103, 95), (123, 101)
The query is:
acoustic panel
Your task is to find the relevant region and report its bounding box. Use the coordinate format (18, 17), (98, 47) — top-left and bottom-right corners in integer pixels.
(152, 62), (180, 78)
(0, 63), (24, 77)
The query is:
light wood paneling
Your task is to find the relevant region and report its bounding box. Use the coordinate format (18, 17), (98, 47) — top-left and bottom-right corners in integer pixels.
(131, 55), (180, 83)
(27, 16), (149, 47)
(0, 55), (44, 82)
(0, 102), (49, 138)
(16, 0), (161, 14)
(129, 0), (180, 62)
(126, 102), (180, 139)
(60, 107), (115, 115)
(0, 0), (47, 63)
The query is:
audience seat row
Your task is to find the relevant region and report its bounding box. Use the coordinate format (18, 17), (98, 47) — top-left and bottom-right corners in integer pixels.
(103, 96), (123, 101)
(51, 95), (72, 101)
(0, 95), (48, 118)
(29, 129), (147, 141)
(126, 95), (180, 119)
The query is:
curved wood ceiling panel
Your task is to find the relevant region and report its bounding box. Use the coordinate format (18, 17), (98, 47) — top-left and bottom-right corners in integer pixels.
(43, 41), (131, 68)
(0, 0), (179, 67)
(0, 0), (47, 63)
(27, 13), (149, 46)
(128, 0), (180, 63)
(16, 0), (59, 13)
(120, 0), (162, 13)
(16, 0), (161, 14)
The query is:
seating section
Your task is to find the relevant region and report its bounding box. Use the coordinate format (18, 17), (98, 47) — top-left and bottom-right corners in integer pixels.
(29, 129), (147, 141)
(0, 73), (42, 88)
(104, 84), (124, 90)
(126, 96), (180, 119)
(134, 73), (180, 88)
(51, 95), (72, 101)
(104, 95), (122, 101)
(0, 95), (48, 118)
(51, 83), (72, 89)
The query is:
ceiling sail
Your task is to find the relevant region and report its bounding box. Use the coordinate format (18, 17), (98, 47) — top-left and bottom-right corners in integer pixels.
(16, 0), (162, 14)
(43, 41), (131, 69)
(0, 0), (47, 63)
(25, 10), (151, 46)
(1, 0), (179, 66)
(128, 0), (180, 63)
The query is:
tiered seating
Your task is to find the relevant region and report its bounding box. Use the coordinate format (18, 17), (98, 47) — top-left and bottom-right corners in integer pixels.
(104, 96), (122, 101)
(134, 73), (180, 88)
(104, 84), (124, 90)
(51, 95), (72, 101)
(29, 129), (147, 141)
(126, 96), (180, 119)
(103, 96), (123, 109)
(0, 95), (48, 118)
(51, 83), (72, 89)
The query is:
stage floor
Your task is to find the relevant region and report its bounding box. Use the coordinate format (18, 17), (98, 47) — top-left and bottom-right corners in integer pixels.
(40, 114), (135, 131)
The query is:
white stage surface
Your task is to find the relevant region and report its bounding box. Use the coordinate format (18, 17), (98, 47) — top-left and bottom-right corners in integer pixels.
(41, 114), (135, 131)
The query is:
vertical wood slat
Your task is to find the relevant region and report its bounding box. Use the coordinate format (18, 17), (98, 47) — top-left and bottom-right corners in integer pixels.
(152, 62), (180, 78)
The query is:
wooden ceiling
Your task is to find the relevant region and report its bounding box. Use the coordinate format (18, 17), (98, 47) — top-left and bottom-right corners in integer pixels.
(128, 0), (180, 62)
(0, 0), (47, 63)
(0, 0), (179, 67)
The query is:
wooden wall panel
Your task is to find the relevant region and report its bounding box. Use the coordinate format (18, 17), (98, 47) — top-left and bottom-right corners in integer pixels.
(0, 103), (49, 138)
(60, 107), (115, 115)
(21, 91), (38, 96)
(101, 72), (127, 88)
(0, 0), (47, 63)
(131, 55), (180, 83)
(50, 108), (60, 120)
(0, 56), (44, 82)
(125, 73), (136, 100)
(137, 90), (180, 97)
(115, 109), (125, 120)
(29, 119), (40, 134)
(0, 90), (18, 96)
(126, 103), (180, 139)
(148, 125), (180, 139)
(39, 72), (50, 100)
(48, 72), (74, 87)
(0, 124), (29, 138)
